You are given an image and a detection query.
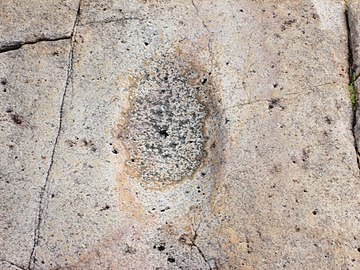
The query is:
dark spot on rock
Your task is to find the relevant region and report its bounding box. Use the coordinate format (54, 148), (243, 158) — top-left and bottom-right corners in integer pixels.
(201, 78), (207, 84)
(167, 257), (175, 263)
(159, 129), (169, 138)
(112, 148), (118, 154)
(268, 98), (280, 109)
(154, 242), (166, 252)
(5, 108), (12, 113)
(11, 113), (23, 125)
(312, 13), (319, 19)
(273, 83), (278, 88)
(66, 140), (76, 147)
(124, 244), (136, 254)
(81, 139), (89, 146)
(312, 210), (318, 215)
(281, 19), (296, 31)
(1, 79), (7, 85)
(325, 116), (332, 124)
(302, 149), (309, 162)
(144, 41), (149, 46)
(100, 204), (110, 211)
(160, 206), (170, 212)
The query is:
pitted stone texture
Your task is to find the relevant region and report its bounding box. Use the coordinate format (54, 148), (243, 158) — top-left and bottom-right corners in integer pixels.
(121, 62), (207, 184)
(0, 0), (79, 50)
(32, 1), (216, 268)
(0, 40), (70, 267)
(2, 0), (360, 269)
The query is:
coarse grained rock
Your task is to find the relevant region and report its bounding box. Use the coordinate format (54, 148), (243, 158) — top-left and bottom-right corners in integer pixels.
(0, 0), (79, 51)
(0, 40), (71, 268)
(1, 0), (360, 269)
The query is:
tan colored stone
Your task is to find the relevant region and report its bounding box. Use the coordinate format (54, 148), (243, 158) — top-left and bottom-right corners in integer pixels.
(0, 0), (79, 51)
(0, 40), (70, 268)
(2, 0), (360, 269)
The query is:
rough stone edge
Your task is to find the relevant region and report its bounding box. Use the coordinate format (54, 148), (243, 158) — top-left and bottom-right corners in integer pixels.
(345, 1), (360, 171)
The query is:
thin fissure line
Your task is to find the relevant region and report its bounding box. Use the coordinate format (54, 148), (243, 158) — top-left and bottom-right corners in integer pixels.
(79, 16), (143, 26)
(1, 259), (26, 270)
(27, 1), (81, 269)
(345, 4), (360, 171)
(191, 0), (214, 74)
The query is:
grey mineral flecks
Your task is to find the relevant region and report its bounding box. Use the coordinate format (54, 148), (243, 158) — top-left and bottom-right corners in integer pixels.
(1, 0), (360, 269)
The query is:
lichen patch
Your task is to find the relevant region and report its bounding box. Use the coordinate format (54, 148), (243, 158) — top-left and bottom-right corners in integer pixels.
(119, 56), (212, 185)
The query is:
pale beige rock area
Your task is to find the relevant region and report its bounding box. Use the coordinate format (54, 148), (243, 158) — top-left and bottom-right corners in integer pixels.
(0, 0), (79, 51)
(1, 0), (360, 270)
(0, 41), (71, 267)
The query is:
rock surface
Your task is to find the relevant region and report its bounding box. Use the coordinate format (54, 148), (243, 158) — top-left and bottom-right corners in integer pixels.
(0, 0), (79, 51)
(1, 0), (360, 269)
(348, 0), (360, 159)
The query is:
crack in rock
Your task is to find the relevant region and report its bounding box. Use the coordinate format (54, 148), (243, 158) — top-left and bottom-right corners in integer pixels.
(345, 3), (360, 171)
(191, 0), (214, 73)
(179, 223), (218, 270)
(0, 36), (71, 53)
(27, 1), (82, 269)
(0, 259), (26, 270)
(79, 16), (143, 26)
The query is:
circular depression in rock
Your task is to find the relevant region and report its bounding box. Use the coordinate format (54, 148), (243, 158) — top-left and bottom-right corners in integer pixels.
(120, 70), (208, 183)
